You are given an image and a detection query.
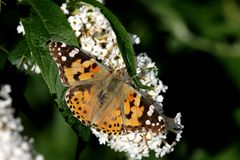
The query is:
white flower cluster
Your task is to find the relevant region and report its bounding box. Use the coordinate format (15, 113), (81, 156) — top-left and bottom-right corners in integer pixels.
(91, 113), (182, 159)
(0, 85), (44, 160)
(61, 2), (183, 160)
(21, 58), (41, 74)
(136, 52), (168, 103)
(65, 2), (125, 70)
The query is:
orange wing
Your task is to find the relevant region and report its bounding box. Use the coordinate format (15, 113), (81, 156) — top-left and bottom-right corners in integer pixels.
(48, 41), (109, 86)
(65, 81), (124, 136)
(89, 82), (167, 135)
(65, 84), (96, 125)
(122, 84), (166, 133)
(92, 97), (124, 136)
(65, 76), (167, 135)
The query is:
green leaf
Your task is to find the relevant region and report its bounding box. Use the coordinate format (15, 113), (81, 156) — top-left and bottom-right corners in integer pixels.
(21, 0), (90, 140)
(220, 57), (240, 92)
(8, 39), (31, 68)
(78, 0), (153, 90)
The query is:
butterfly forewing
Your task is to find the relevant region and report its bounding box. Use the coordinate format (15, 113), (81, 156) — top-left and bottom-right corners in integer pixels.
(48, 41), (109, 86)
(122, 84), (166, 133)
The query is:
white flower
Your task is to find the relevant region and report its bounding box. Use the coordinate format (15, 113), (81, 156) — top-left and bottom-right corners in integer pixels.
(31, 64), (41, 74)
(16, 21), (25, 35)
(91, 128), (108, 145)
(96, 0), (105, 4)
(64, 3), (125, 70)
(60, 3), (69, 14)
(0, 85), (44, 160)
(67, 15), (83, 37)
(20, 58), (41, 74)
(130, 34), (141, 45)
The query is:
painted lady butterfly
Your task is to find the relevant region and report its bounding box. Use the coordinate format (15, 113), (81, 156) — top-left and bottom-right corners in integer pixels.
(48, 41), (179, 136)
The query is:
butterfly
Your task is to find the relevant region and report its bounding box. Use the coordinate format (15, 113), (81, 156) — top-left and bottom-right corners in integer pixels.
(48, 41), (177, 136)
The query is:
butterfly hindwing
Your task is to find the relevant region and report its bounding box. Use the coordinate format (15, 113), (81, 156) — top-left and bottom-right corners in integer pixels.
(92, 97), (124, 135)
(66, 77), (124, 135)
(65, 84), (96, 125)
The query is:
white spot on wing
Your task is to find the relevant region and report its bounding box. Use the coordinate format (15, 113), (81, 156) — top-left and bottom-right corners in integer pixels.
(61, 43), (67, 47)
(150, 105), (154, 110)
(158, 116), (163, 122)
(61, 56), (67, 61)
(147, 109), (153, 116)
(145, 120), (151, 125)
(147, 105), (154, 116)
(69, 49), (78, 57)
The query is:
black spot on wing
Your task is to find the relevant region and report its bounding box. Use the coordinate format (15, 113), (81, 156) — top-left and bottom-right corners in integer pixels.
(125, 110), (133, 119)
(84, 65), (91, 73)
(133, 92), (137, 98)
(92, 63), (97, 69)
(129, 100), (135, 109)
(73, 71), (81, 80)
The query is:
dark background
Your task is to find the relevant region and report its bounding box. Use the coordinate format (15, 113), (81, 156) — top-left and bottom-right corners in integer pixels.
(0, 0), (240, 159)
